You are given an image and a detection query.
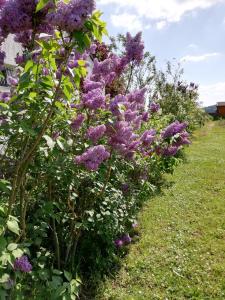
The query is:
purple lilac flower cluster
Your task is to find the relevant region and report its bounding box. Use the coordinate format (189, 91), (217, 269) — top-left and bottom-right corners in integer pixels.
(0, 0), (53, 43)
(114, 234), (132, 248)
(150, 102), (160, 113)
(162, 121), (188, 139)
(71, 32), (189, 171)
(0, 0), (96, 46)
(47, 0), (95, 32)
(125, 32), (144, 64)
(161, 121), (190, 157)
(87, 125), (106, 144)
(71, 114), (85, 132)
(75, 145), (110, 171)
(14, 255), (32, 273)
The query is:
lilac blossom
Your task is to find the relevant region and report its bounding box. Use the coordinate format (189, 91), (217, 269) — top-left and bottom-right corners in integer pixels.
(86, 125), (106, 144)
(47, 0), (95, 32)
(163, 146), (180, 157)
(15, 54), (26, 65)
(121, 183), (129, 194)
(110, 95), (128, 116)
(83, 79), (103, 92)
(125, 32), (144, 64)
(140, 130), (156, 147)
(8, 76), (18, 86)
(162, 121), (188, 139)
(125, 109), (137, 122)
(14, 255), (32, 273)
(122, 234), (132, 244)
(0, 92), (10, 102)
(142, 112), (149, 122)
(150, 102), (160, 113)
(75, 145), (110, 171)
(82, 88), (105, 110)
(174, 131), (191, 147)
(127, 88), (147, 105)
(133, 116), (143, 130)
(114, 239), (123, 248)
(71, 114), (85, 132)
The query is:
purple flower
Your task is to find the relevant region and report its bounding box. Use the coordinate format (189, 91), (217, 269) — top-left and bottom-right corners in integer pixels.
(47, 0), (95, 32)
(86, 125), (106, 144)
(71, 114), (85, 132)
(82, 88), (105, 110)
(162, 121), (188, 139)
(14, 256), (32, 273)
(125, 32), (144, 64)
(150, 102), (160, 113)
(121, 183), (129, 194)
(8, 76), (18, 86)
(127, 88), (147, 105)
(42, 67), (50, 76)
(140, 130), (156, 147)
(0, 92), (10, 102)
(114, 239), (124, 248)
(83, 79), (103, 92)
(15, 54), (26, 65)
(75, 145), (110, 171)
(110, 95), (128, 116)
(125, 109), (137, 122)
(142, 112), (149, 122)
(122, 234), (132, 244)
(133, 116), (143, 130)
(163, 146), (180, 157)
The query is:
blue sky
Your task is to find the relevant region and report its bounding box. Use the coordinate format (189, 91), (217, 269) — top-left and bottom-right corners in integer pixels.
(97, 0), (225, 107)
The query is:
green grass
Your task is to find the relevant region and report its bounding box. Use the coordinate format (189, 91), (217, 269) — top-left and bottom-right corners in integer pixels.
(96, 121), (225, 300)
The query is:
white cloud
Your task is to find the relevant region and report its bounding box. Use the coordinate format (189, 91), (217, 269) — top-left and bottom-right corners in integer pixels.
(180, 52), (220, 63)
(156, 20), (167, 30)
(199, 81), (225, 106)
(110, 13), (143, 31)
(188, 43), (198, 49)
(99, 0), (223, 26)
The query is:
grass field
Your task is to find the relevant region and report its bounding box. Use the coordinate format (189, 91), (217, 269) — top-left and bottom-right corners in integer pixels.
(96, 121), (225, 299)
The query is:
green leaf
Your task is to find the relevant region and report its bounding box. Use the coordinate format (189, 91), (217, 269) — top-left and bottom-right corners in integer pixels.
(64, 270), (72, 282)
(12, 248), (24, 258)
(7, 220), (20, 235)
(36, 0), (49, 12)
(0, 180), (12, 193)
(7, 243), (17, 251)
(0, 103), (9, 110)
(0, 274), (10, 284)
(52, 269), (63, 275)
(56, 139), (64, 151)
(24, 60), (34, 72)
(43, 135), (56, 150)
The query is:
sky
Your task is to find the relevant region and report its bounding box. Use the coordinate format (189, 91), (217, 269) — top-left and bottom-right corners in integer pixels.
(97, 0), (225, 107)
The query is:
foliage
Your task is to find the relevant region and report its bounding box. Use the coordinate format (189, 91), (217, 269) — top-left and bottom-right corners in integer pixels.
(0, 1), (194, 298)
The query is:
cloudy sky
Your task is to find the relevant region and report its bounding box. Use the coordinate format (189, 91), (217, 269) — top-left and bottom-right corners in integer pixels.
(97, 0), (225, 107)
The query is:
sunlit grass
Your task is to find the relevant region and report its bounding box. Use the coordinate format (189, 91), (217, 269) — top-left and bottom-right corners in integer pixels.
(96, 121), (225, 299)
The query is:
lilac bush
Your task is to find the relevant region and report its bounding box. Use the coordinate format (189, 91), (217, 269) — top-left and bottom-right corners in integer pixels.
(0, 0), (192, 297)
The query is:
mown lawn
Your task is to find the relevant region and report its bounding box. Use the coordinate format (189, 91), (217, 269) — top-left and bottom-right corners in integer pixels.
(96, 121), (225, 300)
